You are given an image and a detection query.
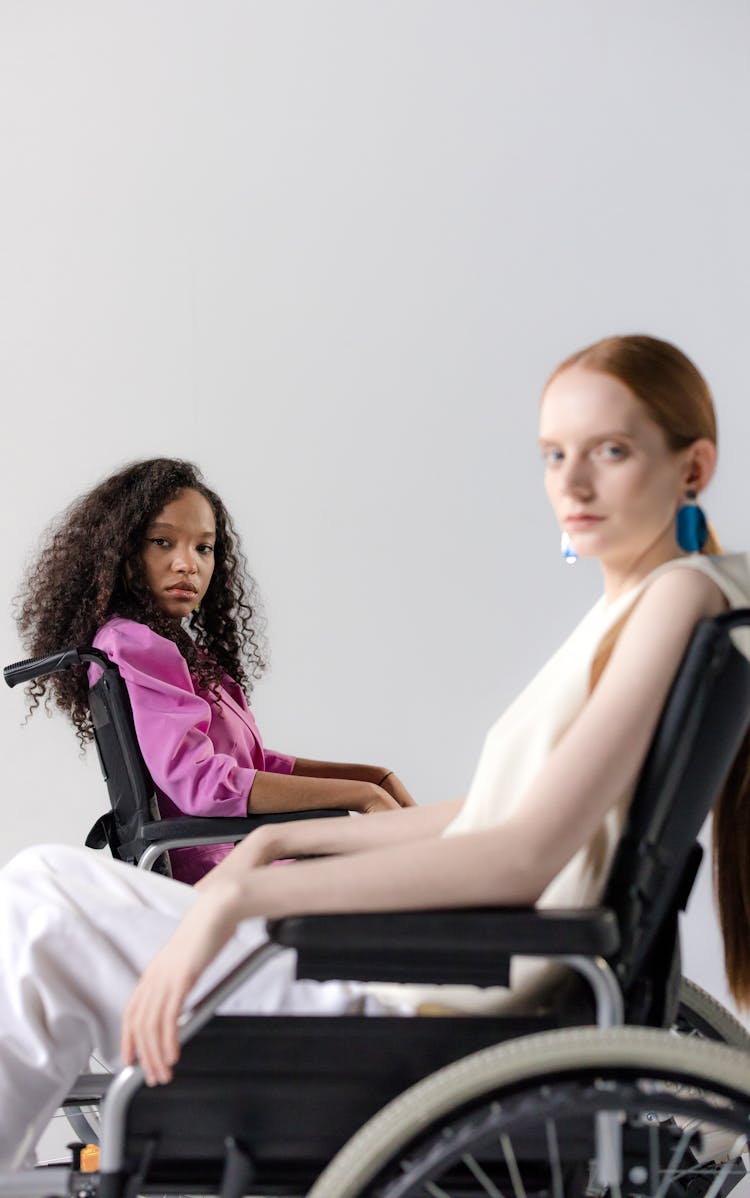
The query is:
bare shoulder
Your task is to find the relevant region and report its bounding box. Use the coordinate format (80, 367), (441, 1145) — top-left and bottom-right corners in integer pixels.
(637, 562), (729, 622)
(599, 564), (729, 696)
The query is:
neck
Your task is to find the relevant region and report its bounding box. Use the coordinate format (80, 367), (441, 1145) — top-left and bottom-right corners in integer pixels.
(600, 531), (690, 604)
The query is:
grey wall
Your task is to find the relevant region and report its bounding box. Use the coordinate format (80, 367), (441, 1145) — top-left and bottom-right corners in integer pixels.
(2, 1), (749, 1031)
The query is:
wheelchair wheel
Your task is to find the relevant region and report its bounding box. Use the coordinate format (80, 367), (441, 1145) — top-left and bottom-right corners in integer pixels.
(309, 1027), (750, 1198)
(676, 978), (750, 1050)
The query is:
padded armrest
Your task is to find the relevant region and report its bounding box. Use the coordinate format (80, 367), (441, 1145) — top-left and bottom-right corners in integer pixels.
(267, 907), (620, 987)
(64, 1072), (112, 1105)
(139, 808), (349, 843)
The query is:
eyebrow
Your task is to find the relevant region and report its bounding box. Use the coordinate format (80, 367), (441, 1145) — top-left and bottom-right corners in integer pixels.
(538, 430), (636, 447)
(146, 521), (216, 537)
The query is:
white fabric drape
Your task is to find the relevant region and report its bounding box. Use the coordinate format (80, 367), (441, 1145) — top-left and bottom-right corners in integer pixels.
(0, 844), (383, 1168)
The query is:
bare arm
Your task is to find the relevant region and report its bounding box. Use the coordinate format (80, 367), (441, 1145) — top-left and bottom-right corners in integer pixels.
(248, 770), (398, 816)
(291, 756), (416, 807)
(196, 796), (464, 890)
(124, 569), (727, 1082)
(507, 567), (728, 888)
(292, 757), (386, 783)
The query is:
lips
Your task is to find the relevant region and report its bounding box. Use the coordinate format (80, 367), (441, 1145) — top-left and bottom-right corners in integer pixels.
(166, 583), (198, 597)
(564, 514), (604, 526)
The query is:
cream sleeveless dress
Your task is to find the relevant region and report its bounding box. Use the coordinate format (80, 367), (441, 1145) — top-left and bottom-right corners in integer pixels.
(369, 552), (750, 1014)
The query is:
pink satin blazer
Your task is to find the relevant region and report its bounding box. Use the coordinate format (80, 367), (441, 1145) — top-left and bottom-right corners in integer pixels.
(90, 617), (295, 884)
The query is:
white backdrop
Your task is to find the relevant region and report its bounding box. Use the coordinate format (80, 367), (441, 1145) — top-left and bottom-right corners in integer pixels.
(2, 1), (749, 1028)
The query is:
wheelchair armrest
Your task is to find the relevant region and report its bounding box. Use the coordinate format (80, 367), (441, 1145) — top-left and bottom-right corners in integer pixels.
(267, 907), (620, 987)
(64, 1072), (113, 1105)
(139, 808), (349, 843)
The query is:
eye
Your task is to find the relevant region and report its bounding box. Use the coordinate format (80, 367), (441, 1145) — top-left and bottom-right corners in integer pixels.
(197, 544), (215, 556)
(542, 447), (564, 466)
(597, 442), (628, 460)
(147, 537), (170, 548)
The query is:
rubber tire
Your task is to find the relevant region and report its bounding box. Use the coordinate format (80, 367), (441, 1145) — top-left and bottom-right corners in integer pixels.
(308, 1025), (750, 1198)
(677, 976), (750, 1050)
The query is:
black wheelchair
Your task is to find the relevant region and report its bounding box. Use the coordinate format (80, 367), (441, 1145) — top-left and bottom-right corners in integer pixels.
(4, 610), (750, 1198)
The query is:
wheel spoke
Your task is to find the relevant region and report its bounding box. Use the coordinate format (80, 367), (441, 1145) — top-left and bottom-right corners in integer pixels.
(649, 1120), (660, 1195)
(499, 1133), (527, 1198)
(653, 1126), (696, 1198)
(424, 1182), (453, 1198)
(545, 1119), (563, 1198)
(702, 1152), (745, 1198)
(462, 1151), (506, 1197)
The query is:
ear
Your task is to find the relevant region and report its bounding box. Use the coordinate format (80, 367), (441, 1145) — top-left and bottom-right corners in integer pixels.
(682, 438), (717, 494)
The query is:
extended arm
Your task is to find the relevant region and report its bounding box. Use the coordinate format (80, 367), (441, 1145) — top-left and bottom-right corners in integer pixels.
(195, 795), (464, 889)
(123, 568), (727, 1083)
(248, 757), (416, 816)
(292, 756), (416, 807)
(248, 771), (395, 815)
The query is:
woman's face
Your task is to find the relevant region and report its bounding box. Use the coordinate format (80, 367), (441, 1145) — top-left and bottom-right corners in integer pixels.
(140, 488), (217, 619)
(539, 366), (690, 568)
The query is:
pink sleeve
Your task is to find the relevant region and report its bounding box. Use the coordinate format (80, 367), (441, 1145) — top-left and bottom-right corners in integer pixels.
(92, 620), (254, 818)
(263, 750), (296, 775)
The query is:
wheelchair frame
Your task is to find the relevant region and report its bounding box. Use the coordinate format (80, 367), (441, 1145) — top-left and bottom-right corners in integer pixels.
(4, 610), (750, 1198)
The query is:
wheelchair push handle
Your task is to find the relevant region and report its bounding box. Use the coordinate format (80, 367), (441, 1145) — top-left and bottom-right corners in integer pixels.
(3, 646), (110, 688)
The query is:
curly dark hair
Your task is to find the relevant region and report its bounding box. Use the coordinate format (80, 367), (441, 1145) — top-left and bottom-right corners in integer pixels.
(15, 458), (267, 744)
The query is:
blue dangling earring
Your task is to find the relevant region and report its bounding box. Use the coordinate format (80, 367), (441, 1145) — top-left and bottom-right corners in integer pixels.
(560, 532), (577, 564)
(676, 490), (708, 553)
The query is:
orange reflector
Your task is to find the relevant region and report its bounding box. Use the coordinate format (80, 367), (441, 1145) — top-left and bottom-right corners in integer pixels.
(80, 1144), (100, 1173)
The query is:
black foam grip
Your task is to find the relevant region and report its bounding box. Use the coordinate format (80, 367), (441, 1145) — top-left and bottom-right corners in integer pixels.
(3, 647), (81, 687)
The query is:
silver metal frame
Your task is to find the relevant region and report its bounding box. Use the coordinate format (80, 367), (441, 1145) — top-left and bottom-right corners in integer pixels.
(561, 955), (624, 1186)
(137, 835), (247, 872)
(99, 939), (285, 1172)
(561, 954), (624, 1027)
(97, 944), (625, 1177)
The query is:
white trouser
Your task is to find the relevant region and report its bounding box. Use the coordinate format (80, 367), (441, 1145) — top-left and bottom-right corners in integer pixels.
(0, 844), (388, 1169)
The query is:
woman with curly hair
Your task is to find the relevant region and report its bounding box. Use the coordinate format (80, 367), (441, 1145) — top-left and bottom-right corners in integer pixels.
(16, 458), (414, 883)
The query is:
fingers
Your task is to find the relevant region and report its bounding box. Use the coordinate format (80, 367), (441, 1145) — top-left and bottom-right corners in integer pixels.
(121, 972), (187, 1086)
(382, 774), (417, 808)
(119, 886), (238, 1087)
(393, 788), (416, 807)
(120, 1019), (135, 1067)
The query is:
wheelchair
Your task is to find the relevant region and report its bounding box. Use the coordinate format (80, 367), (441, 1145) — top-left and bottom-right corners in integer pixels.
(4, 643), (347, 875)
(3, 609), (750, 1198)
(3, 639), (350, 1155)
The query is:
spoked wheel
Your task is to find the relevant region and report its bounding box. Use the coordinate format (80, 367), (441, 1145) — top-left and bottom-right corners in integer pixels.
(308, 1028), (750, 1198)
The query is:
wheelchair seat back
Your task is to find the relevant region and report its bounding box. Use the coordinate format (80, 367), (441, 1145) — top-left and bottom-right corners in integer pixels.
(87, 660), (162, 867)
(603, 609), (750, 1019)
